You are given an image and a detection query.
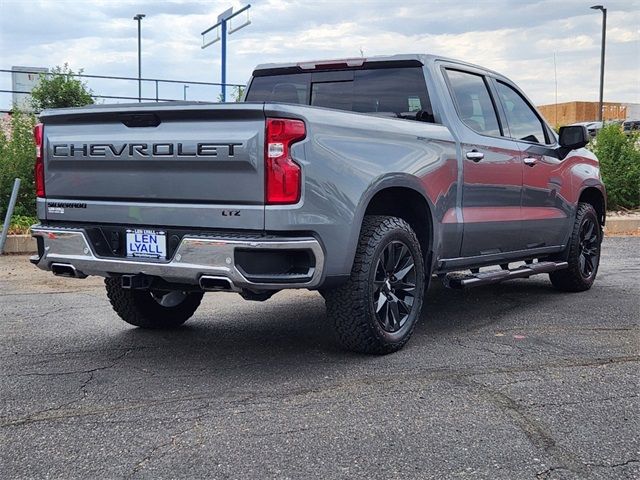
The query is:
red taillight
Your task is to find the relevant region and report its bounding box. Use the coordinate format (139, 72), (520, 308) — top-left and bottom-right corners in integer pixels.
(33, 123), (45, 198)
(265, 118), (305, 204)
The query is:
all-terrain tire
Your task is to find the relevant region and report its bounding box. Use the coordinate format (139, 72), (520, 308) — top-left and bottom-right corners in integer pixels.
(105, 278), (204, 329)
(549, 202), (602, 292)
(324, 215), (426, 354)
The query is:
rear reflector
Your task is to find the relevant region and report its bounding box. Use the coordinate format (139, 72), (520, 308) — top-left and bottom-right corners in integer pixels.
(265, 118), (305, 204)
(33, 123), (45, 198)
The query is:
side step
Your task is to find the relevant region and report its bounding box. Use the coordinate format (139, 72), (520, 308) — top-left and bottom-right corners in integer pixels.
(444, 261), (568, 289)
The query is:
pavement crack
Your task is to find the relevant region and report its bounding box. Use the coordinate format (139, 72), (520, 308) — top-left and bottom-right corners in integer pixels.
(127, 420), (204, 478)
(0, 346), (155, 360)
(453, 377), (588, 477)
(1, 350), (137, 427)
(250, 425), (330, 438)
(586, 459), (639, 469)
(528, 393), (639, 408)
(2, 348), (138, 378)
(535, 466), (568, 479)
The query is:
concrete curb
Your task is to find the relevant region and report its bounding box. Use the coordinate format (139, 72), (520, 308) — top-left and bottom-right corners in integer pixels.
(605, 217), (640, 235)
(2, 235), (36, 254)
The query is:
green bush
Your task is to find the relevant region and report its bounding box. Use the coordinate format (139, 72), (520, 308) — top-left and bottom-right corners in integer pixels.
(8, 214), (38, 234)
(0, 110), (37, 218)
(590, 124), (640, 210)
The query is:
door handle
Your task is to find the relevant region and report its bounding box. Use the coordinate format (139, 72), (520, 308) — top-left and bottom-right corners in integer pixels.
(523, 157), (537, 166)
(465, 150), (484, 162)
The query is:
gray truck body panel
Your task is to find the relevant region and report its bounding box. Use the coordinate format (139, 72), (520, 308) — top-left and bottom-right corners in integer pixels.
(32, 54), (604, 290)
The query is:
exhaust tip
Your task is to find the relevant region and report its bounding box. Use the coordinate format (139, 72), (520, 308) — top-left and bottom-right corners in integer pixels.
(51, 263), (80, 278)
(199, 275), (234, 291)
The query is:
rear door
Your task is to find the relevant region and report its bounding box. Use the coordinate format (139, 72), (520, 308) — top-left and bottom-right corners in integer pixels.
(443, 67), (524, 257)
(41, 104), (265, 230)
(491, 79), (571, 248)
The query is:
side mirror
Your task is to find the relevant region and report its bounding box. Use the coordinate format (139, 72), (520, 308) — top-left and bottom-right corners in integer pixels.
(559, 125), (589, 150)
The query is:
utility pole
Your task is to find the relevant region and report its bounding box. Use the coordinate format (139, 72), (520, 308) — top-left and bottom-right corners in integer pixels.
(133, 13), (146, 103)
(201, 4), (251, 102)
(591, 5), (607, 122)
(553, 52), (558, 127)
(183, 85), (189, 101)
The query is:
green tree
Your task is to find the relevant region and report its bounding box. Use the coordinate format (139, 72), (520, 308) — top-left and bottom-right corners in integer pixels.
(0, 110), (37, 217)
(30, 64), (94, 111)
(590, 124), (640, 209)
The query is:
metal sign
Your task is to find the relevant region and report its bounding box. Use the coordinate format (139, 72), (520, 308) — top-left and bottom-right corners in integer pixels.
(201, 4), (251, 102)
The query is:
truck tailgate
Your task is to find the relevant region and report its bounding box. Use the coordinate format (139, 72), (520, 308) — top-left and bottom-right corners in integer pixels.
(40, 103), (265, 229)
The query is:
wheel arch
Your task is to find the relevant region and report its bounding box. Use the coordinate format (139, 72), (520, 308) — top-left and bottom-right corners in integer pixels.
(350, 175), (437, 273)
(578, 185), (606, 226)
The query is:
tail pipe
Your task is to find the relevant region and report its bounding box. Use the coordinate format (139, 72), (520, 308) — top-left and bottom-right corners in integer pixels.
(50, 263), (86, 279)
(199, 275), (236, 292)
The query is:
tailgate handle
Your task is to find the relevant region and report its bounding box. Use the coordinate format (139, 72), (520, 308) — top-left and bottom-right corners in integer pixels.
(119, 113), (161, 128)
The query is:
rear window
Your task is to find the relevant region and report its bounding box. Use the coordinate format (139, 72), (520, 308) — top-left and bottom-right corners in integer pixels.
(245, 67), (434, 122)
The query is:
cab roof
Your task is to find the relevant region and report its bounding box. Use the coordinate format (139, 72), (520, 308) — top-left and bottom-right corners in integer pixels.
(252, 53), (503, 78)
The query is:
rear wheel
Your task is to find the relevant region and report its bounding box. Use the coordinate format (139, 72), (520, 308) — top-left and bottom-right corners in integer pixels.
(105, 278), (204, 329)
(549, 202), (602, 292)
(324, 215), (426, 354)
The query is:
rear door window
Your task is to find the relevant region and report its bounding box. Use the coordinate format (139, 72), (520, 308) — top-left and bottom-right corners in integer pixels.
(445, 69), (501, 137)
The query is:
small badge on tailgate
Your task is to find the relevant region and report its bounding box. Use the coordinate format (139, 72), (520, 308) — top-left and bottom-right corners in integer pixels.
(126, 229), (167, 259)
(47, 201), (87, 214)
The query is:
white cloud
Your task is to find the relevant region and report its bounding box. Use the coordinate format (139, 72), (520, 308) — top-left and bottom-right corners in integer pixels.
(0, 0), (638, 108)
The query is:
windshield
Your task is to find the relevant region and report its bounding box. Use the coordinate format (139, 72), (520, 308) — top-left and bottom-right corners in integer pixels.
(245, 67), (433, 122)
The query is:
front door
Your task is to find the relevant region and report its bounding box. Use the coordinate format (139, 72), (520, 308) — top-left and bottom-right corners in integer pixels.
(492, 79), (571, 249)
(444, 68), (524, 257)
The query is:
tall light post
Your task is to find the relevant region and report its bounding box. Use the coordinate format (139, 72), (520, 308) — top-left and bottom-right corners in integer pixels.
(133, 13), (146, 102)
(591, 5), (607, 122)
(183, 85), (189, 101)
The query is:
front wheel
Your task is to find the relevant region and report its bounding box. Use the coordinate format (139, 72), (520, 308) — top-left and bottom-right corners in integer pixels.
(324, 215), (426, 354)
(105, 278), (204, 329)
(549, 202), (602, 292)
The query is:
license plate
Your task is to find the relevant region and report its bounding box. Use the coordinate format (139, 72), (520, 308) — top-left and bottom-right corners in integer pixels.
(126, 229), (166, 259)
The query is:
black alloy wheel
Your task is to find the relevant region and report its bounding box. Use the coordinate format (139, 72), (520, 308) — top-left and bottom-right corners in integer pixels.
(577, 215), (599, 279)
(373, 240), (417, 333)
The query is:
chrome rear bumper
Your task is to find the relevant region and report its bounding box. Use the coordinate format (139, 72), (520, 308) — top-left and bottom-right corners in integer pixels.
(30, 225), (324, 290)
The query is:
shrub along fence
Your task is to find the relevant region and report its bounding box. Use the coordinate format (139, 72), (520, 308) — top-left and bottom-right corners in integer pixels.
(0, 111), (37, 223)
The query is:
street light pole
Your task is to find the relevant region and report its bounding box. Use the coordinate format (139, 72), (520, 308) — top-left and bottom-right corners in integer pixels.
(591, 5), (607, 122)
(133, 13), (146, 103)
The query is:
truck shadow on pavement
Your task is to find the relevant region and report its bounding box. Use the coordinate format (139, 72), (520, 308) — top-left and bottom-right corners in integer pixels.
(112, 277), (569, 361)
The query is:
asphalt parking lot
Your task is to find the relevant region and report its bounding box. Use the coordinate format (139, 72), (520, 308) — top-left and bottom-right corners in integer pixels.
(1, 236), (638, 480)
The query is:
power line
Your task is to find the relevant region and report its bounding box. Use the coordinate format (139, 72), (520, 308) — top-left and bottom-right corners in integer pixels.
(0, 68), (244, 87)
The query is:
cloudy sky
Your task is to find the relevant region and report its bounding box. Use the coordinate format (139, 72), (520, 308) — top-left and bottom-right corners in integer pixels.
(0, 0), (638, 109)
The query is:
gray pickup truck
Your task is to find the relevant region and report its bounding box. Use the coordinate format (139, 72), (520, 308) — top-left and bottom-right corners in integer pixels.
(31, 54), (605, 354)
